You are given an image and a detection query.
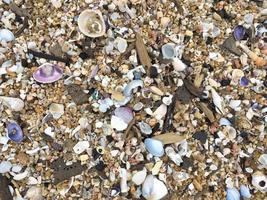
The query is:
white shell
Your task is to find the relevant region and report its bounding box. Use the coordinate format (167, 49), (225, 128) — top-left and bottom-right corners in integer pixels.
(12, 169), (28, 180)
(226, 187), (240, 200)
(142, 175), (168, 200)
(12, 165), (22, 173)
(24, 186), (43, 200)
(172, 57), (187, 71)
(73, 141), (90, 154)
(120, 168), (129, 193)
(162, 43), (176, 59)
(51, 0), (62, 8)
(240, 185), (251, 198)
(144, 138), (164, 157)
(28, 177), (39, 185)
(229, 100), (241, 111)
(114, 37), (128, 53)
(0, 96), (24, 111)
(219, 118), (232, 126)
(153, 104), (167, 120)
(0, 160), (12, 173)
(0, 29), (15, 42)
(111, 115), (128, 131)
(225, 126), (237, 141)
(78, 9), (106, 38)
(210, 87), (224, 114)
(165, 146), (183, 166)
(132, 168), (147, 185)
(49, 103), (64, 119)
(258, 154), (267, 167)
(252, 172), (267, 192)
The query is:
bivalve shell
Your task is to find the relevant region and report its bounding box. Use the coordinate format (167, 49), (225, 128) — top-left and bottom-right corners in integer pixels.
(142, 175), (168, 200)
(33, 63), (63, 84)
(226, 187), (240, 200)
(144, 138), (164, 157)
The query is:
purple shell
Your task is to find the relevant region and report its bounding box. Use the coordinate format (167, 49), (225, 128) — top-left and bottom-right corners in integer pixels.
(7, 122), (23, 143)
(33, 63), (63, 83)
(233, 25), (246, 40)
(240, 76), (249, 86)
(114, 107), (133, 124)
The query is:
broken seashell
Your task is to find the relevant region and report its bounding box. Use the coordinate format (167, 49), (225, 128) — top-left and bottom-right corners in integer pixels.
(251, 171), (267, 192)
(24, 186), (43, 200)
(73, 141), (89, 154)
(138, 122), (152, 135)
(33, 63), (63, 83)
(224, 126), (237, 141)
(51, 0), (62, 8)
(111, 115), (128, 131)
(240, 185), (251, 199)
(142, 175), (168, 200)
(0, 29), (14, 42)
(172, 57), (187, 71)
(150, 86), (164, 96)
(123, 80), (143, 97)
(153, 104), (167, 120)
(233, 25), (246, 40)
(226, 187), (240, 200)
(258, 154), (267, 168)
(12, 169), (28, 180)
(165, 146), (183, 166)
(78, 9), (106, 38)
(114, 107), (133, 124)
(209, 87), (224, 114)
(120, 168), (128, 193)
(144, 138), (164, 157)
(229, 100), (241, 111)
(0, 96), (24, 111)
(132, 168), (147, 185)
(57, 177), (74, 196)
(219, 118), (232, 126)
(49, 103), (64, 119)
(114, 37), (128, 53)
(161, 43), (177, 59)
(0, 161), (12, 173)
(7, 122), (23, 143)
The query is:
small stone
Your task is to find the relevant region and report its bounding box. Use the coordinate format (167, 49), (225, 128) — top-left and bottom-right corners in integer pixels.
(193, 131), (207, 144)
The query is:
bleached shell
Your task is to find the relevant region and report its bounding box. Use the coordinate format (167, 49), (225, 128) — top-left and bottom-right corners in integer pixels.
(142, 175), (168, 200)
(153, 104), (167, 120)
(73, 141), (90, 154)
(58, 177), (74, 196)
(49, 103), (64, 119)
(138, 122), (152, 135)
(12, 165), (22, 173)
(78, 9), (106, 38)
(258, 154), (267, 167)
(150, 86), (164, 96)
(252, 171), (267, 192)
(111, 115), (128, 131)
(51, 0), (62, 8)
(28, 177), (39, 185)
(229, 100), (241, 110)
(210, 87), (224, 114)
(0, 29), (15, 42)
(226, 187), (240, 200)
(0, 161), (12, 173)
(114, 37), (128, 53)
(161, 43), (176, 59)
(144, 138), (164, 157)
(132, 168), (147, 185)
(123, 80), (144, 97)
(240, 185), (251, 198)
(224, 126), (237, 140)
(172, 57), (187, 71)
(232, 69), (244, 82)
(25, 186), (43, 200)
(12, 170), (28, 180)
(219, 118), (232, 126)
(0, 96), (24, 111)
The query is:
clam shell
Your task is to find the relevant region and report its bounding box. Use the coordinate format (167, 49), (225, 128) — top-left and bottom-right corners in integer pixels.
(172, 57), (187, 71)
(258, 154), (267, 167)
(0, 96), (24, 111)
(0, 29), (14, 42)
(111, 115), (128, 131)
(7, 122), (23, 143)
(153, 104), (167, 120)
(142, 175), (168, 200)
(33, 63), (63, 83)
(132, 168), (147, 185)
(240, 185), (251, 198)
(144, 138), (164, 157)
(226, 187), (240, 200)
(114, 37), (128, 53)
(49, 103), (64, 119)
(78, 9), (106, 38)
(114, 107), (133, 124)
(73, 141), (90, 154)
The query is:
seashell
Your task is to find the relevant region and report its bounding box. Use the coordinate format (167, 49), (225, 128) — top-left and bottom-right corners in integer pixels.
(138, 122), (152, 135)
(224, 126), (237, 141)
(120, 168), (128, 193)
(142, 175), (168, 200)
(12, 165), (22, 173)
(232, 69), (244, 83)
(57, 177), (74, 196)
(144, 138), (164, 157)
(123, 80), (144, 97)
(229, 100), (241, 111)
(172, 57), (187, 71)
(110, 186), (120, 197)
(150, 86), (164, 96)
(233, 25), (246, 40)
(73, 141), (90, 154)
(51, 0), (62, 8)
(0, 29), (15, 42)
(12, 169), (28, 180)
(226, 187), (240, 200)
(210, 87), (224, 114)
(114, 107), (133, 124)
(111, 115), (128, 131)
(219, 118), (232, 126)
(3, 0), (12, 4)
(24, 186), (43, 200)
(258, 154), (267, 167)
(78, 9), (106, 38)
(7, 122), (23, 143)
(161, 43), (177, 59)
(114, 37), (128, 53)
(153, 104), (167, 120)
(240, 185), (251, 198)
(165, 146), (183, 166)
(251, 171), (267, 192)
(0, 161), (12, 173)
(33, 63), (63, 83)
(133, 102), (143, 111)
(160, 17), (170, 28)
(28, 177), (39, 185)
(238, 43), (267, 67)
(49, 103), (64, 119)
(240, 76), (249, 86)
(244, 13), (254, 25)
(132, 168), (147, 185)
(0, 96), (24, 111)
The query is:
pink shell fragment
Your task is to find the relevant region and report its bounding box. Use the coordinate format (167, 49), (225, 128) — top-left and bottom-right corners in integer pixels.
(33, 63), (63, 84)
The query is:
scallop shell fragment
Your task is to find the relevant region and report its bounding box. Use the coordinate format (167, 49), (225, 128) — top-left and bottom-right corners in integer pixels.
(78, 9), (106, 38)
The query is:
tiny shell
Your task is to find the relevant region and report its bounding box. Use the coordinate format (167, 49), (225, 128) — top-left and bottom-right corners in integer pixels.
(161, 43), (176, 59)
(114, 107), (133, 124)
(142, 175), (168, 200)
(0, 29), (14, 42)
(7, 122), (24, 143)
(150, 86), (164, 96)
(144, 138), (164, 157)
(49, 103), (64, 119)
(229, 100), (241, 111)
(123, 80), (144, 97)
(233, 25), (246, 40)
(73, 141), (90, 154)
(132, 168), (147, 185)
(240, 185), (251, 198)
(258, 154), (267, 167)
(120, 168), (128, 193)
(78, 9), (106, 38)
(0, 161), (12, 173)
(153, 104), (167, 120)
(219, 118), (232, 126)
(138, 122), (152, 135)
(25, 186), (43, 200)
(111, 115), (128, 131)
(12, 169), (28, 180)
(33, 63), (63, 83)
(172, 57), (187, 71)
(133, 102), (143, 111)
(226, 187), (240, 200)
(114, 37), (128, 53)
(251, 171), (267, 192)
(210, 87), (224, 114)
(0, 96), (24, 111)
